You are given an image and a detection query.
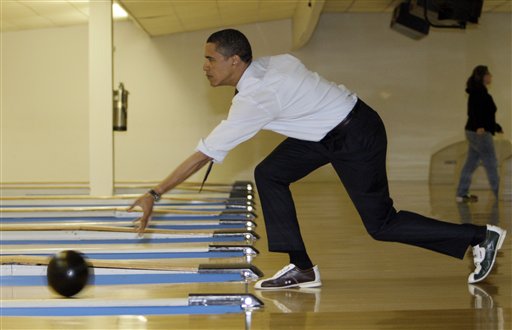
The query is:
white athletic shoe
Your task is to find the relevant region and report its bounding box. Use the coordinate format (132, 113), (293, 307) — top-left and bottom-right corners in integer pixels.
(468, 225), (507, 284)
(254, 264), (322, 290)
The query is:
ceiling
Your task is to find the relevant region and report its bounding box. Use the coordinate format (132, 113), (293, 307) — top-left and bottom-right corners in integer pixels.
(1, 0), (511, 36)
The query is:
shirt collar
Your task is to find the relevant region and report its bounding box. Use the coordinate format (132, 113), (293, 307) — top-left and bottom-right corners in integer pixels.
(235, 61), (256, 94)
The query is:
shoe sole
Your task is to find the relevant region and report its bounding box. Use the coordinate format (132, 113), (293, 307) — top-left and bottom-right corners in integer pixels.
(255, 280), (322, 291)
(497, 230), (507, 250)
(456, 198), (478, 203)
(456, 195), (478, 203)
(468, 229), (507, 284)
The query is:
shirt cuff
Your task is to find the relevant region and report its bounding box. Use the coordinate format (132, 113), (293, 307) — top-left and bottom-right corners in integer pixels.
(196, 139), (228, 163)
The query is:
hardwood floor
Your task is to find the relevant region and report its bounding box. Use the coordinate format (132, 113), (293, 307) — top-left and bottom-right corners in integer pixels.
(1, 181), (510, 329)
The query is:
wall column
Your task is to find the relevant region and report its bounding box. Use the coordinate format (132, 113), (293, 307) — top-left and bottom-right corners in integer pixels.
(88, 1), (113, 195)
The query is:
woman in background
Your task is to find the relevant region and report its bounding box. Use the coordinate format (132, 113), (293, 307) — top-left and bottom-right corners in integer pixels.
(456, 65), (503, 203)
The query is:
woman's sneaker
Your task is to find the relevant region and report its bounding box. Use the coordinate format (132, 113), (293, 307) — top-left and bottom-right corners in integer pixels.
(456, 194), (478, 203)
(468, 225), (507, 284)
(255, 264), (322, 290)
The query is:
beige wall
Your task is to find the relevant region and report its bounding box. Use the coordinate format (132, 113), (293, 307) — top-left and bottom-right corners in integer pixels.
(1, 25), (89, 182)
(111, 19), (293, 184)
(1, 13), (510, 184)
(297, 13), (511, 180)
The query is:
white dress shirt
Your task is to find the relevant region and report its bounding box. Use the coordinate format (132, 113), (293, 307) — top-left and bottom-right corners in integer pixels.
(196, 54), (358, 162)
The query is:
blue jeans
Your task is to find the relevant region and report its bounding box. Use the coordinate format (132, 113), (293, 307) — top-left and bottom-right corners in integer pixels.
(456, 130), (499, 197)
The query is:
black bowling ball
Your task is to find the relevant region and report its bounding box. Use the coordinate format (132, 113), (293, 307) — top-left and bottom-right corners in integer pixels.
(47, 250), (91, 297)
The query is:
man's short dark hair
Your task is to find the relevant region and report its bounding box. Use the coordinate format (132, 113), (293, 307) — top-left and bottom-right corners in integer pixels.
(207, 29), (252, 63)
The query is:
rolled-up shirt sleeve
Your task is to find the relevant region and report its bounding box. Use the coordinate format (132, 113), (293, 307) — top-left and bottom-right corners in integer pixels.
(196, 98), (275, 163)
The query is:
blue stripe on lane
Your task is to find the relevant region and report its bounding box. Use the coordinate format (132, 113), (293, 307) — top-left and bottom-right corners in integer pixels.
(1, 305), (241, 316)
(2, 273), (242, 286)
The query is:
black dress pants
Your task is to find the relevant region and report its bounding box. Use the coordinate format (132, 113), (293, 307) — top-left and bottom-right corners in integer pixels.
(254, 99), (481, 259)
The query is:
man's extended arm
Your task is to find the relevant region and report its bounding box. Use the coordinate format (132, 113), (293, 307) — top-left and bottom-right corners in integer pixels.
(128, 151), (212, 234)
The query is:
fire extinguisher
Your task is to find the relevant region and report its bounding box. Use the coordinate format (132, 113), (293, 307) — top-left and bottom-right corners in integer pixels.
(113, 83), (129, 131)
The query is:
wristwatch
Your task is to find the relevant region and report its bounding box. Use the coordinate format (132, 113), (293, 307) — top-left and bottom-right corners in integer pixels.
(148, 189), (161, 202)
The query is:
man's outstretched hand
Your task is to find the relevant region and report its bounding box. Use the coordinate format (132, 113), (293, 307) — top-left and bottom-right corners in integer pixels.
(126, 152), (212, 235)
(127, 193), (155, 235)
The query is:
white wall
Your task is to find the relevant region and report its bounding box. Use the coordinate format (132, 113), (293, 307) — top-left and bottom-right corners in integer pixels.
(1, 13), (510, 184)
(296, 13), (511, 180)
(1, 25), (89, 182)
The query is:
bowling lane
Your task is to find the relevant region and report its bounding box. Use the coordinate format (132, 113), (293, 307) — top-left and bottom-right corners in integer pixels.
(2, 281), (262, 317)
(2, 255), (263, 317)
(0, 180), (255, 198)
(0, 194), (254, 207)
(1, 243), (259, 259)
(0, 180), (264, 325)
(0, 207), (255, 219)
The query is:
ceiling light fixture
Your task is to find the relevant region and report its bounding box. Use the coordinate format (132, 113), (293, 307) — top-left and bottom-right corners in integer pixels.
(113, 2), (128, 19)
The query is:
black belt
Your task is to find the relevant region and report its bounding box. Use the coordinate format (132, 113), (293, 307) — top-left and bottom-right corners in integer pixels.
(335, 99), (361, 130)
(321, 99), (361, 142)
(342, 99), (363, 127)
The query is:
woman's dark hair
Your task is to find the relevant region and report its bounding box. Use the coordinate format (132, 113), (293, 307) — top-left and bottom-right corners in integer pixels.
(466, 65), (489, 91)
(207, 29), (252, 63)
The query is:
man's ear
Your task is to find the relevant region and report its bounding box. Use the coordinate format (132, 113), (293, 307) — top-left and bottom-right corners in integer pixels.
(232, 54), (241, 66)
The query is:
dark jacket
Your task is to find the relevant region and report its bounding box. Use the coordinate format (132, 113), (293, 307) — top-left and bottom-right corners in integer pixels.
(465, 86), (498, 135)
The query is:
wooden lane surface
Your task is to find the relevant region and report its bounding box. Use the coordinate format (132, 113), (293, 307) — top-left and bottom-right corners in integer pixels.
(0, 219), (246, 228)
(0, 192), (255, 201)
(254, 181), (510, 329)
(0, 180), (252, 191)
(0, 209), (255, 222)
(0, 206), (240, 215)
(1, 181), (510, 330)
(0, 224), (223, 234)
(2, 305), (503, 330)
(0, 194), (250, 202)
(0, 181), (254, 197)
(0, 195), (255, 209)
(0, 226), (258, 243)
(105, 181), (254, 194)
(1, 242), (217, 254)
(0, 206), (255, 221)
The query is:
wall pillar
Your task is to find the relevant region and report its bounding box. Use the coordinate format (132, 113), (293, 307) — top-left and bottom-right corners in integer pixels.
(88, 1), (114, 196)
